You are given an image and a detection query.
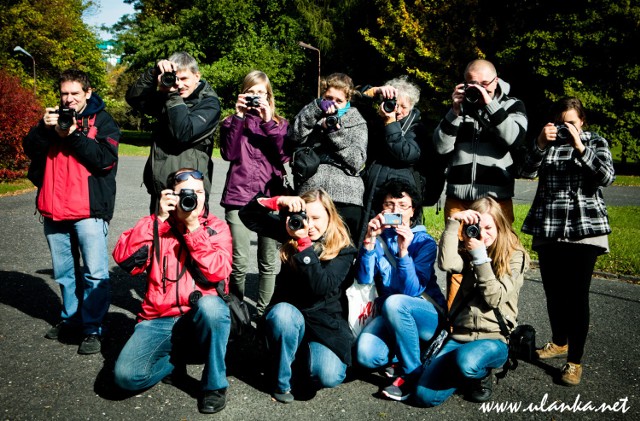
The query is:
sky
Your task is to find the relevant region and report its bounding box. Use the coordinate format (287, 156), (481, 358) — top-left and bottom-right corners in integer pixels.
(82, 0), (136, 40)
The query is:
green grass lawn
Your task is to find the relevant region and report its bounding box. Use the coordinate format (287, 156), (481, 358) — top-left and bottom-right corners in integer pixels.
(423, 204), (640, 278)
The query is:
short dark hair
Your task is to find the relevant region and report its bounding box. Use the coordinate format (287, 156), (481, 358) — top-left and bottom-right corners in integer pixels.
(550, 97), (587, 126)
(59, 69), (91, 92)
(375, 179), (423, 226)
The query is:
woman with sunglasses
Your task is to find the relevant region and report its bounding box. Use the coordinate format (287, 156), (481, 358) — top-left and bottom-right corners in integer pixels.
(112, 168), (233, 414)
(220, 70), (290, 317)
(521, 97), (615, 386)
(239, 188), (356, 404)
(355, 179), (445, 402)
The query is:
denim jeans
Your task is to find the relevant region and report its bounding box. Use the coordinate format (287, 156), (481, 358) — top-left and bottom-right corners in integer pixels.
(414, 338), (509, 407)
(225, 209), (278, 315)
(114, 295), (230, 392)
(44, 217), (110, 335)
(265, 302), (347, 393)
(357, 294), (439, 377)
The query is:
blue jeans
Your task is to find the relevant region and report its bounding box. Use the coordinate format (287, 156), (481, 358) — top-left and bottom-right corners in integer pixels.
(114, 295), (230, 392)
(265, 303), (347, 393)
(44, 218), (110, 335)
(414, 338), (509, 407)
(357, 294), (439, 377)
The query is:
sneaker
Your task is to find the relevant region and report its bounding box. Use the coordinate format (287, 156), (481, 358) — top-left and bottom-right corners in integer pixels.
(381, 376), (412, 401)
(383, 363), (401, 379)
(273, 390), (295, 404)
(560, 362), (582, 386)
(536, 342), (568, 359)
(45, 322), (77, 340)
(78, 334), (102, 355)
(198, 389), (227, 414)
(467, 371), (493, 403)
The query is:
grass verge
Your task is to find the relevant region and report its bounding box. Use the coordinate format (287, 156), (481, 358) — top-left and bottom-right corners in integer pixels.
(423, 204), (640, 278)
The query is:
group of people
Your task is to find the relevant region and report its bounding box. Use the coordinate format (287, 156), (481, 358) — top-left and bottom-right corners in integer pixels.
(23, 52), (614, 414)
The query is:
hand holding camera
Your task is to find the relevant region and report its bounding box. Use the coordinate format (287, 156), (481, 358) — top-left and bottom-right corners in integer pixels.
(156, 60), (178, 91)
(537, 122), (583, 151)
(45, 107), (77, 136)
(157, 189), (199, 223)
(450, 209), (484, 249)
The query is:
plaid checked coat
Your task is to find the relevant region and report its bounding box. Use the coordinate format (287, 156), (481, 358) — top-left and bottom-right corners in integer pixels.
(521, 131), (615, 239)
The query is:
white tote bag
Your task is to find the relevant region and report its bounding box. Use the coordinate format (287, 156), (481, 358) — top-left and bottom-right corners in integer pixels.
(346, 280), (378, 337)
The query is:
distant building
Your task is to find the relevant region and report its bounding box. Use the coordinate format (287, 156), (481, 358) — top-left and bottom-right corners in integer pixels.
(97, 40), (121, 66)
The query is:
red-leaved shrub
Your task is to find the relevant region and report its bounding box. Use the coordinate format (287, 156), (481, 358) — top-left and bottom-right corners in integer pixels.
(0, 70), (43, 181)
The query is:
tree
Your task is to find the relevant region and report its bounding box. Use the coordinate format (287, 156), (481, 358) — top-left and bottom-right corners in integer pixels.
(0, 70), (42, 180)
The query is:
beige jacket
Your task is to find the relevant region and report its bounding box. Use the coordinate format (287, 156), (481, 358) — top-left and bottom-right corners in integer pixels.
(439, 219), (526, 343)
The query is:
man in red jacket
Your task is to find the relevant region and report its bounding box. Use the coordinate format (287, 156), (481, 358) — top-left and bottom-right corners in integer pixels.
(112, 169), (233, 414)
(23, 69), (120, 355)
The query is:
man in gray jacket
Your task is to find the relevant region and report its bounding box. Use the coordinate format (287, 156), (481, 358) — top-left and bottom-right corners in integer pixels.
(126, 51), (221, 212)
(433, 59), (527, 309)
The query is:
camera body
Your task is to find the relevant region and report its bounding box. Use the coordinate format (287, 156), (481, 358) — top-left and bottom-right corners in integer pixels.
(381, 97), (397, 113)
(51, 108), (77, 130)
(244, 95), (261, 108)
(325, 115), (340, 130)
(555, 124), (571, 144)
(463, 223), (481, 239)
(160, 70), (177, 88)
(287, 211), (308, 231)
(463, 83), (483, 105)
(178, 189), (198, 212)
(383, 212), (403, 226)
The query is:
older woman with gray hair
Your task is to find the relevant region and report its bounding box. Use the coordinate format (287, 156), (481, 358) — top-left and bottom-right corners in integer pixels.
(357, 76), (436, 244)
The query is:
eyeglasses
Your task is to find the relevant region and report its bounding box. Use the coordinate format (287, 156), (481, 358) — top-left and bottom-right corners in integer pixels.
(174, 170), (204, 183)
(382, 201), (412, 211)
(468, 76), (497, 88)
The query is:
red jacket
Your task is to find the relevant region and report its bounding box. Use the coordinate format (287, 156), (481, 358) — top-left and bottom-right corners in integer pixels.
(113, 212), (233, 321)
(23, 94), (120, 221)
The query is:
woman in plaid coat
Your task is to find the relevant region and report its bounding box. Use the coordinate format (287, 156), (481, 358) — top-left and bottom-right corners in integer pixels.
(520, 97), (615, 386)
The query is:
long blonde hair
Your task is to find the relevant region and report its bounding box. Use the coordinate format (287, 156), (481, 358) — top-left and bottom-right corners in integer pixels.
(469, 197), (529, 278)
(280, 189), (353, 263)
(241, 70), (282, 123)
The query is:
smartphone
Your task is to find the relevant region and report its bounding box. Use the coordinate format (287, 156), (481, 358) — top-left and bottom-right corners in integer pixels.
(383, 212), (403, 226)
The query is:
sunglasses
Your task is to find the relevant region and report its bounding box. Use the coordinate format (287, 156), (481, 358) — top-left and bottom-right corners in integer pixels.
(174, 170), (204, 183)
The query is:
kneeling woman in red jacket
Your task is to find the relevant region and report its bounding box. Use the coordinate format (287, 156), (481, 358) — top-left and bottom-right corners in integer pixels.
(240, 189), (357, 404)
(112, 168), (233, 415)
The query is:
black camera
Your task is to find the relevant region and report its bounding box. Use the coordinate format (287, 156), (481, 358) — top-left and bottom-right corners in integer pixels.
(287, 211), (308, 231)
(555, 124), (571, 144)
(381, 97), (397, 113)
(160, 70), (177, 88)
(463, 83), (483, 105)
(178, 189), (198, 212)
(52, 108), (77, 130)
(188, 290), (202, 308)
(464, 223), (481, 239)
(244, 95), (261, 108)
(325, 115), (340, 130)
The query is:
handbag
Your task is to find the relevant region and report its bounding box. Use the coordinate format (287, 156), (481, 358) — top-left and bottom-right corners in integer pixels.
(345, 280), (378, 337)
(215, 283), (252, 338)
(291, 143), (321, 188)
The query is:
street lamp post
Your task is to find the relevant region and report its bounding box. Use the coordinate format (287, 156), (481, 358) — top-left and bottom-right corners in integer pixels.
(298, 41), (321, 98)
(13, 46), (36, 95)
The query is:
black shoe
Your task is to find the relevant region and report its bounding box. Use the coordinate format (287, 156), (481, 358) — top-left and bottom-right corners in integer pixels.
(273, 390), (294, 404)
(468, 371), (493, 403)
(45, 322), (77, 340)
(198, 389), (227, 414)
(161, 366), (188, 385)
(78, 334), (102, 355)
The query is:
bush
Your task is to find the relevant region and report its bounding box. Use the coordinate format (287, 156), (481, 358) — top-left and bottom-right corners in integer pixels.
(0, 70), (43, 181)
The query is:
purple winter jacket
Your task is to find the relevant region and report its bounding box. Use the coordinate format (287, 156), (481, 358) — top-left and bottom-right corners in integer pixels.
(220, 112), (290, 208)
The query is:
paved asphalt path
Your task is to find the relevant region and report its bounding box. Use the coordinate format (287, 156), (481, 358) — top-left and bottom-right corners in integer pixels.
(0, 156), (638, 420)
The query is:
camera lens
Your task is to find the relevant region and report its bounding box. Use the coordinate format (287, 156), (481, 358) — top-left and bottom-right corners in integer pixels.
(555, 124), (571, 143)
(160, 71), (177, 87)
(57, 109), (76, 130)
(287, 212), (307, 231)
(179, 189), (198, 212)
(382, 98), (397, 113)
(464, 84), (482, 104)
(464, 223), (481, 239)
(325, 115), (339, 129)
(246, 96), (261, 107)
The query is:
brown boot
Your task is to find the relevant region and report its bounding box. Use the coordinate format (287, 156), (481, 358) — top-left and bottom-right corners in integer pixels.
(560, 362), (582, 386)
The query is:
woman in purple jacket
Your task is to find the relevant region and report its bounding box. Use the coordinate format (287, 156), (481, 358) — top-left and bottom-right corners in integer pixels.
(220, 70), (290, 316)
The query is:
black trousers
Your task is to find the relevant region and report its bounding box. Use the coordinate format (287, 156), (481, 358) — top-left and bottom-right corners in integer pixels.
(537, 242), (600, 364)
